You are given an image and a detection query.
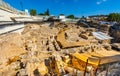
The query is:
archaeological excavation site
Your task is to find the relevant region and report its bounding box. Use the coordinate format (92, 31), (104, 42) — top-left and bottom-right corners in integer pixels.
(0, 22), (120, 76)
(1, 0), (120, 76)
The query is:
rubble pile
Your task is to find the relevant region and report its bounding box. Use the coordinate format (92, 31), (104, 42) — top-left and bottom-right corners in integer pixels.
(0, 33), (27, 76)
(112, 43), (120, 51)
(0, 23), (119, 76)
(98, 24), (111, 34)
(110, 28), (120, 43)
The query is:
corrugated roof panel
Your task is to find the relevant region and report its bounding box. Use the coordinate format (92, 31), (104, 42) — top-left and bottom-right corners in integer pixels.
(92, 32), (113, 40)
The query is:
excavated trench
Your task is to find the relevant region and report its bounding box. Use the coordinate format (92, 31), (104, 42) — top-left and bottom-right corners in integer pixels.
(0, 22), (120, 76)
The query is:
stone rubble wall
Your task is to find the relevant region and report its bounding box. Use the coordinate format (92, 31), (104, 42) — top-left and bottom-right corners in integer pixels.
(0, 23), (114, 76)
(110, 28), (120, 43)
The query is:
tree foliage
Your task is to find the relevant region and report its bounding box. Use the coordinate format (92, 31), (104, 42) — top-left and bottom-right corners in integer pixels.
(89, 15), (108, 17)
(59, 14), (65, 16)
(44, 9), (50, 16)
(107, 13), (120, 22)
(67, 15), (75, 19)
(38, 13), (45, 15)
(38, 9), (50, 16)
(30, 9), (37, 16)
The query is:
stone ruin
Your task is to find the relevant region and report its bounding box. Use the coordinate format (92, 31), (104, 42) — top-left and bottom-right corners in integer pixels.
(0, 22), (119, 76)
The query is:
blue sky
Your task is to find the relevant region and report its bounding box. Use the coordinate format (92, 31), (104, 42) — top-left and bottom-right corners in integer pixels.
(4, 0), (120, 17)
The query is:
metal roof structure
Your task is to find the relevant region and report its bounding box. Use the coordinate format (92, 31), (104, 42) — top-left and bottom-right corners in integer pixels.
(92, 32), (113, 40)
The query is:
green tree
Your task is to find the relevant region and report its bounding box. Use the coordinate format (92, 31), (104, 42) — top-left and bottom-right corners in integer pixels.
(38, 13), (45, 16)
(81, 16), (85, 19)
(67, 15), (75, 19)
(107, 13), (120, 22)
(59, 14), (65, 16)
(30, 9), (37, 16)
(44, 9), (50, 16)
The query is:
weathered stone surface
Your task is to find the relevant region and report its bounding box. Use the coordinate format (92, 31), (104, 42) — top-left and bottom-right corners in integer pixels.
(112, 43), (120, 51)
(0, 22), (117, 76)
(26, 62), (48, 76)
(110, 29), (120, 43)
(0, 33), (26, 65)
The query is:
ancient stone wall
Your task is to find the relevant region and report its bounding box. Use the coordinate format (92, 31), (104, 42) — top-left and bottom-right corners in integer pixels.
(110, 27), (120, 43)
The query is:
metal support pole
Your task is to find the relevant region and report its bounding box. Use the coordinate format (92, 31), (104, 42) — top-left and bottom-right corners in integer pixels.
(95, 59), (101, 76)
(106, 65), (109, 76)
(84, 59), (89, 76)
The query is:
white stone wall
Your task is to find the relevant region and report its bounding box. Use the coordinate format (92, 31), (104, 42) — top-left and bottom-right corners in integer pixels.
(0, 9), (13, 21)
(0, 23), (25, 34)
